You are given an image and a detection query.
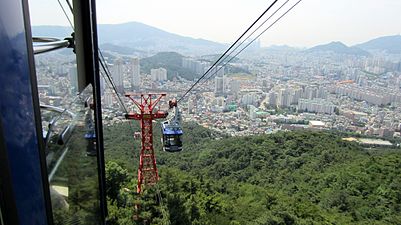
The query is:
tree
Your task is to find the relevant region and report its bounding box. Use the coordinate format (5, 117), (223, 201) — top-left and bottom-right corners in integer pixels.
(106, 161), (129, 202)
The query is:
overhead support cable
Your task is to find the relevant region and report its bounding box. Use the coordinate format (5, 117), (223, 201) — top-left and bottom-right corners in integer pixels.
(99, 70), (137, 151)
(97, 49), (137, 151)
(98, 50), (113, 82)
(177, 0), (280, 103)
(177, 0), (303, 102)
(97, 50), (129, 113)
(65, 0), (73, 13)
(198, 0), (290, 82)
(56, 0), (74, 29)
(199, 0), (302, 87)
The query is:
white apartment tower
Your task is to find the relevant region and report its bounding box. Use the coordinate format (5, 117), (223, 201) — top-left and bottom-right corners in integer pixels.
(278, 89), (291, 107)
(268, 92), (278, 107)
(104, 89), (113, 107)
(150, 68), (167, 81)
(215, 76), (225, 94)
(230, 80), (241, 94)
(131, 57), (140, 89)
(69, 64), (78, 94)
(112, 58), (124, 94)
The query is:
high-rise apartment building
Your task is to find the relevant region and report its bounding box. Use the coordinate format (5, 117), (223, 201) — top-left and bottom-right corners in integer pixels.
(298, 98), (336, 114)
(230, 80), (241, 94)
(111, 58), (124, 94)
(69, 64), (78, 94)
(150, 68), (167, 81)
(104, 89), (113, 107)
(278, 89), (291, 107)
(215, 76), (225, 94)
(131, 58), (140, 89)
(268, 92), (278, 107)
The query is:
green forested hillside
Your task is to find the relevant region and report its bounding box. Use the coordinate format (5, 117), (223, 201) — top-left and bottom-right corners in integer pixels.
(104, 122), (401, 225)
(140, 52), (195, 80)
(139, 52), (251, 81)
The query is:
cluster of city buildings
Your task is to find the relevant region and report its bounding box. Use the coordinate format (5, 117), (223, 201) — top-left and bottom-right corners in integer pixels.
(182, 57), (210, 75)
(333, 84), (401, 106)
(177, 52), (401, 139)
(35, 49), (401, 141)
(107, 57), (168, 95)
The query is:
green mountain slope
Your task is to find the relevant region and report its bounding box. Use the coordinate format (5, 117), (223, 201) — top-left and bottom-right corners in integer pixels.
(140, 52), (251, 81)
(354, 35), (401, 54)
(104, 123), (401, 225)
(140, 52), (197, 80)
(307, 41), (370, 56)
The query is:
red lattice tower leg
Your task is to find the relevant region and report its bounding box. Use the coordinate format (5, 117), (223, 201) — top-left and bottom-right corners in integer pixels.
(125, 93), (168, 193)
(139, 115), (158, 190)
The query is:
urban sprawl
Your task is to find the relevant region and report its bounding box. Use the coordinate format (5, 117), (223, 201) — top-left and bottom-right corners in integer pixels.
(36, 50), (401, 142)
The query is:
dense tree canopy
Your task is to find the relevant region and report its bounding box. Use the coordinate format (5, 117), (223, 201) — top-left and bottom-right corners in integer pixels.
(104, 122), (401, 224)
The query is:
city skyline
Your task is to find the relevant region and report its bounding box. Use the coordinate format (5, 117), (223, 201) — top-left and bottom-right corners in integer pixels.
(29, 0), (401, 47)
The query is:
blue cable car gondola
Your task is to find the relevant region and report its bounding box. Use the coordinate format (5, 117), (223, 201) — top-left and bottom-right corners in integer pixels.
(84, 130), (96, 139)
(84, 120), (95, 139)
(84, 111), (96, 140)
(161, 100), (183, 152)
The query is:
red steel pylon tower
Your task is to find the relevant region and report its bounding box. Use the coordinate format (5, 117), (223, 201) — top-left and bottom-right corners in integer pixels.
(125, 93), (168, 193)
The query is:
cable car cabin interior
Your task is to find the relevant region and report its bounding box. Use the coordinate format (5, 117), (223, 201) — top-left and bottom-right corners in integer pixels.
(161, 121), (183, 152)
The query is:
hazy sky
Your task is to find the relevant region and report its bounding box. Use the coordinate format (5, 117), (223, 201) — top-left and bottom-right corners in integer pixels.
(29, 0), (401, 47)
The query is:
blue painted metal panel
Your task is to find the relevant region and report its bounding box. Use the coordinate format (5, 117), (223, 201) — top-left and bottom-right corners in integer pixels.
(85, 131), (96, 139)
(162, 128), (184, 135)
(162, 123), (184, 135)
(0, 0), (49, 224)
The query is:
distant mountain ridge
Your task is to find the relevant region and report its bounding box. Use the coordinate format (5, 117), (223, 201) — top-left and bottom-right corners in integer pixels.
(140, 52), (195, 80)
(31, 25), (72, 39)
(99, 43), (145, 55)
(140, 52), (250, 81)
(306, 41), (370, 56)
(305, 35), (401, 55)
(265, 45), (302, 52)
(32, 22), (226, 55)
(354, 35), (401, 54)
(32, 22), (400, 56)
